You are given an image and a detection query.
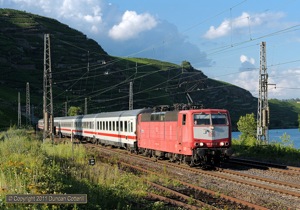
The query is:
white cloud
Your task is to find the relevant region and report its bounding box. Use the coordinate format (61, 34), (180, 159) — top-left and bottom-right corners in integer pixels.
(268, 68), (300, 99)
(108, 10), (157, 41)
(8, 0), (103, 33)
(239, 55), (256, 71)
(204, 11), (285, 39)
(232, 70), (259, 95)
(105, 19), (212, 66)
(224, 68), (300, 99)
(0, 0), (212, 66)
(240, 54), (255, 64)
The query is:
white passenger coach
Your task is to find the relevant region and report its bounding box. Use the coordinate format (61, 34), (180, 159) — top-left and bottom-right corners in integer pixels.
(38, 108), (151, 150)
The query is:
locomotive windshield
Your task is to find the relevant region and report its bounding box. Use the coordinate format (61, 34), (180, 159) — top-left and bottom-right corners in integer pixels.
(194, 113), (228, 125)
(194, 114), (210, 125)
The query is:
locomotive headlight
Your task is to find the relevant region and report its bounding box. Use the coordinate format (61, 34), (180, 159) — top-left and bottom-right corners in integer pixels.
(199, 142), (204, 147)
(220, 142), (224, 146)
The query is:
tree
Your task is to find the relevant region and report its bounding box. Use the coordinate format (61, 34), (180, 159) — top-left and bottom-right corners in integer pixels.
(181, 60), (193, 71)
(237, 113), (257, 145)
(68, 106), (82, 116)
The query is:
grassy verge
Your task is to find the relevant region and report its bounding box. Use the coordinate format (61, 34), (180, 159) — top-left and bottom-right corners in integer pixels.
(232, 134), (300, 166)
(4, 127), (299, 209)
(0, 128), (181, 210)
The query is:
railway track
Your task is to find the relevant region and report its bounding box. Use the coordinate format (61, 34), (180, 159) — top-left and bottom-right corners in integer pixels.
(92, 145), (300, 197)
(120, 162), (264, 210)
(86, 143), (289, 209)
(228, 157), (300, 176)
(229, 157), (289, 169)
(53, 137), (299, 209)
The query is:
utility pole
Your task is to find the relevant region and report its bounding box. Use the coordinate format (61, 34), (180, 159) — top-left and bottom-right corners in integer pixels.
(257, 42), (269, 143)
(26, 82), (31, 126)
(85, 97), (87, 114)
(129, 82), (133, 110)
(18, 92), (21, 128)
(43, 34), (54, 142)
(65, 101), (68, 116)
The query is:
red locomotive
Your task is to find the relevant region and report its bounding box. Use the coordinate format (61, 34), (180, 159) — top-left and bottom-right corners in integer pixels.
(38, 107), (232, 168)
(137, 109), (232, 167)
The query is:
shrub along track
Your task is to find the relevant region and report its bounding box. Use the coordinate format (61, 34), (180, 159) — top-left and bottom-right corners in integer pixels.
(85, 143), (273, 209)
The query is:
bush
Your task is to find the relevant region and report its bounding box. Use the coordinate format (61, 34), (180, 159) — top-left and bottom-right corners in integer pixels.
(232, 133), (300, 166)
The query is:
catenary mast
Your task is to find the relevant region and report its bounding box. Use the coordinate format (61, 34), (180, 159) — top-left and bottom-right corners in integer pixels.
(257, 42), (269, 143)
(43, 34), (54, 142)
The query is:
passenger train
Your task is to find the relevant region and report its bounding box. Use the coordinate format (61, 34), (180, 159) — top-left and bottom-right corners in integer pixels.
(38, 108), (233, 167)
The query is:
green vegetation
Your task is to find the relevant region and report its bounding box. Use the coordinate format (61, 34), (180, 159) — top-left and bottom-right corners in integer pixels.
(233, 113), (300, 166)
(298, 114), (300, 129)
(68, 106), (82, 116)
(232, 137), (300, 166)
(0, 8), (299, 132)
(269, 99), (300, 128)
(0, 128), (188, 209)
(0, 128), (138, 209)
(181, 60), (193, 71)
(236, 113), (256, 145)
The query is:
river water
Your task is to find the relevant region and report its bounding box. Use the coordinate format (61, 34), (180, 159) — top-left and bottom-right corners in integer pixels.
(232, 128), (300, 149)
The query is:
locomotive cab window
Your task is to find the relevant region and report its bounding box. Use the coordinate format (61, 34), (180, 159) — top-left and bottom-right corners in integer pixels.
(212, 114), (228, 125)
(194, 114), (210, 125)
(182, 114), (186, 125)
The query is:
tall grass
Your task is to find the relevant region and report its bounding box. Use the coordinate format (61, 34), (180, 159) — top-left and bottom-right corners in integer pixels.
(0, 128), (172, 209)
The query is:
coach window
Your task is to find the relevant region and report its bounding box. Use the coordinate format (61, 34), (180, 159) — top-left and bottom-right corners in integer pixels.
(113, 121), (115, 131)
(106, 121), (108, 131)
(124, 121), (127, 132)
(116, 121), (119, 131)
(128, 121), (131, 133)
(182, 114), (186, 125)
(109, 121), (112, 131)
(120, 121), (123, 132)
(130, 122), (133, 132)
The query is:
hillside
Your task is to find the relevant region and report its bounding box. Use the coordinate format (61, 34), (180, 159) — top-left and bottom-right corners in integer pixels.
(0, 9), (298, 130)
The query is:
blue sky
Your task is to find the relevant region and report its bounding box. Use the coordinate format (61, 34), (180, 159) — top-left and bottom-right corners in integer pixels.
(1, 0), (300, 99)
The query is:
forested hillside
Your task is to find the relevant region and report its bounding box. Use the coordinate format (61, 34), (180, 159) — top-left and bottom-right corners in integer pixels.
(0, 9), (298, 130)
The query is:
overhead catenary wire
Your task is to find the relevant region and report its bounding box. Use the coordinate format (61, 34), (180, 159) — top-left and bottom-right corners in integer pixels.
(38, 1), (300, 114)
